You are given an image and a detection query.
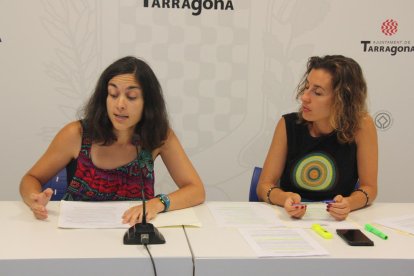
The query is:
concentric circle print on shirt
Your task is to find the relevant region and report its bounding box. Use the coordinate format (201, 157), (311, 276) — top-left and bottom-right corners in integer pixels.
(292, 152), (336, 191)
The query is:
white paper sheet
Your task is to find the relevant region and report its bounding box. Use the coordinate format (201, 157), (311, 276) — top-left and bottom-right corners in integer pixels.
(58, 200), (201, 228)
(207, 202), (283, 227)
(152, 208), (202, 227)
(239, 227), (329, 257)
(375, 214), (414, 235)
(58, 201), (130, 228)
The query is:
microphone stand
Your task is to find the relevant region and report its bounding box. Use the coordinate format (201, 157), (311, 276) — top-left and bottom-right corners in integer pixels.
(123, 183), (166, 245)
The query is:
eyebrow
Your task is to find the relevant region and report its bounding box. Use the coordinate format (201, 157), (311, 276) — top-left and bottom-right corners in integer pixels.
(108, 83), (142, 90)
(305, 79), (326, 92)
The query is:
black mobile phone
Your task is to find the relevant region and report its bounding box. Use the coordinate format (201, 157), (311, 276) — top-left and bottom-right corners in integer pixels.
(336, 229), (374, 246)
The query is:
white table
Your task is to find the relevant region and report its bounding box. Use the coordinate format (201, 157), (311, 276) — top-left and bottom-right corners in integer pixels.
(185, 202), (414, 276)
(0, 201), (193, 276)
(3, 201), (414, 276)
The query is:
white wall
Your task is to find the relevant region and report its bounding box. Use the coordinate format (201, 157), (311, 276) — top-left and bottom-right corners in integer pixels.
(1, 0), (413, 202)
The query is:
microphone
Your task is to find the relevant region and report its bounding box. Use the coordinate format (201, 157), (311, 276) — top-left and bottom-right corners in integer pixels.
(123, 182), (166, 245)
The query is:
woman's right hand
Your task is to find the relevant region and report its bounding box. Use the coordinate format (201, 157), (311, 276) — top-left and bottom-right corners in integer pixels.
(122, 198), (165, 226)
(29, 188), (53, 219)
(284, 193), (307, 219)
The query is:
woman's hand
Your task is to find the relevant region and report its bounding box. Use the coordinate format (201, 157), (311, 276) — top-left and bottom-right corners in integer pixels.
(284, 193), (307, 219)
(29, 188), (53, 219)
(327, 195), (351, 221)
(122, 198), (165, 226)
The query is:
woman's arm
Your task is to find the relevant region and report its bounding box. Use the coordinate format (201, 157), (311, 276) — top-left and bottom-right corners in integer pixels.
(257, 118), (302, 208)
(156, 129), (205, 210)
(349, 115), (378, 209)
(122, 129), (205, 224)
(328, 115), (378, 220)
(19, 121), (82, 218)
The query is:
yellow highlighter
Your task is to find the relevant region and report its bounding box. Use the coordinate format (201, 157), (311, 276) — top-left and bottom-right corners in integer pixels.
(312, 224), (333, 239)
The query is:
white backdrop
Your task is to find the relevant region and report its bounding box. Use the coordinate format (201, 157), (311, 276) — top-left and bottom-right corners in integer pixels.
(1, 0), (413, 202)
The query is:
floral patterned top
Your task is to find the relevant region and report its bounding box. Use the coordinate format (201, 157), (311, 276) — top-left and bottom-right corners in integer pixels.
(62, 122), (154, 201)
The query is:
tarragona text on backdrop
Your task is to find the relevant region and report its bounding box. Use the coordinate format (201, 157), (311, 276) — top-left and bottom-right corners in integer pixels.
(361, 41), (414, 55)
(144, 0), (234, 16)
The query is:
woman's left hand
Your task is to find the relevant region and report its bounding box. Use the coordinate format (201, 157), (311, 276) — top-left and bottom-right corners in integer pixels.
(326, 195), (351, 221)
(122, 198), (164, 226)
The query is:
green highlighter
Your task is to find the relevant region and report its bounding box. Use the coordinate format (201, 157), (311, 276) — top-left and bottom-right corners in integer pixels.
(365, 224), (388, 240)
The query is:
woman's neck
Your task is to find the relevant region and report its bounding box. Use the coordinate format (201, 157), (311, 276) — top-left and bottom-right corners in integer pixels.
(309, 121), (334, 137)
(113, 129), (134, 146)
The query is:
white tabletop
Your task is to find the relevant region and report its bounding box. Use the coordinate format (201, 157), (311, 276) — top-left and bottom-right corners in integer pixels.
(185, 202), (414, 276)
(0, 201), (193, 276)
(3, 201), (414, 276)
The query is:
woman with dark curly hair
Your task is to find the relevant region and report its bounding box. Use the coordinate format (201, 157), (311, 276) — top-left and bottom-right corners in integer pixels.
(20, 56), (205, 224)
(257, 55), (378, 221)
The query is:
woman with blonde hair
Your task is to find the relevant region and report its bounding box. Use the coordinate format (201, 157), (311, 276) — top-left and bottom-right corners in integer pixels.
(257, 55), (378, 221)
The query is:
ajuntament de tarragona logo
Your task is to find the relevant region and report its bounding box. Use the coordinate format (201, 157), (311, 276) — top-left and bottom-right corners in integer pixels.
(143, 0), (234, 16)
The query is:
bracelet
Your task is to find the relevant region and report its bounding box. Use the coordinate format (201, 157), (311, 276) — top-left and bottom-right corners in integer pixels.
(354, 188), (369, 207)
(266, 186), (280, 205)
(156, 194), (170, 212)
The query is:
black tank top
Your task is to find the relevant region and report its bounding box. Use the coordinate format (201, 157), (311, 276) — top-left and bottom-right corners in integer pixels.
(279, 113), (358, 201)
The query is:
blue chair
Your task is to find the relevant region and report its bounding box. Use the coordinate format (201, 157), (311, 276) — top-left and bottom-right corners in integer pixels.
(249, 167), (262, 202)
(42, 169), (67, 201)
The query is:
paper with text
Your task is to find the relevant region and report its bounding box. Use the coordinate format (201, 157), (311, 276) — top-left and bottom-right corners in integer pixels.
(58, 201), (201, 228)
(58, 201), (130, 228)
(239, 227), (329, 257)
(375, 214), (414, 235)
(207, 202), (283, 227)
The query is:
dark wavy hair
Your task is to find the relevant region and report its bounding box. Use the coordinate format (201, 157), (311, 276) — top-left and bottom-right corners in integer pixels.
(82, 56), (169, 151)
(296, 55), (368, 143)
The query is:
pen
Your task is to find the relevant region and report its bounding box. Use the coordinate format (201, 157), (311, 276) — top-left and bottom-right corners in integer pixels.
(322, 200), (335, 204)
(292, 203), (306, 207)
(292, 200), (333, 206)
(311, 224), (333, 239)
(365, 224), (388, 240)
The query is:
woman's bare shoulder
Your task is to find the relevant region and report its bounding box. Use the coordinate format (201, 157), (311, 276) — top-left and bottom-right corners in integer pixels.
(51, 121), (83, 157)
(355, 114), (377, 143)
(59, 121), (83, 139)
(151, 128), (176, 159)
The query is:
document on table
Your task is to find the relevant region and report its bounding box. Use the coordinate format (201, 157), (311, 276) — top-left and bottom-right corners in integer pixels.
(239, 227), (329, 257)
(153, 208), (202, 227)
(58, 201), (130, 228)
(375, 214), (414, 235)
(279, 202), (357, 229)
(207, 202), (283, 227)
(58, 200), (201, 228)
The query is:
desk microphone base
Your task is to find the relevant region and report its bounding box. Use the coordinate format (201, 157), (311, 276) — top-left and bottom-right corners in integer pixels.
(123, 223), (166, 245)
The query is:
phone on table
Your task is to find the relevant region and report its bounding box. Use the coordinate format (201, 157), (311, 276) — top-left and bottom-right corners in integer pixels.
(336, 229), (374, 246)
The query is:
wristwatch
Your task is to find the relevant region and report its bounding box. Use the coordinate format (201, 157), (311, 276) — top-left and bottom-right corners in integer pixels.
(156, 194), (170, 212)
